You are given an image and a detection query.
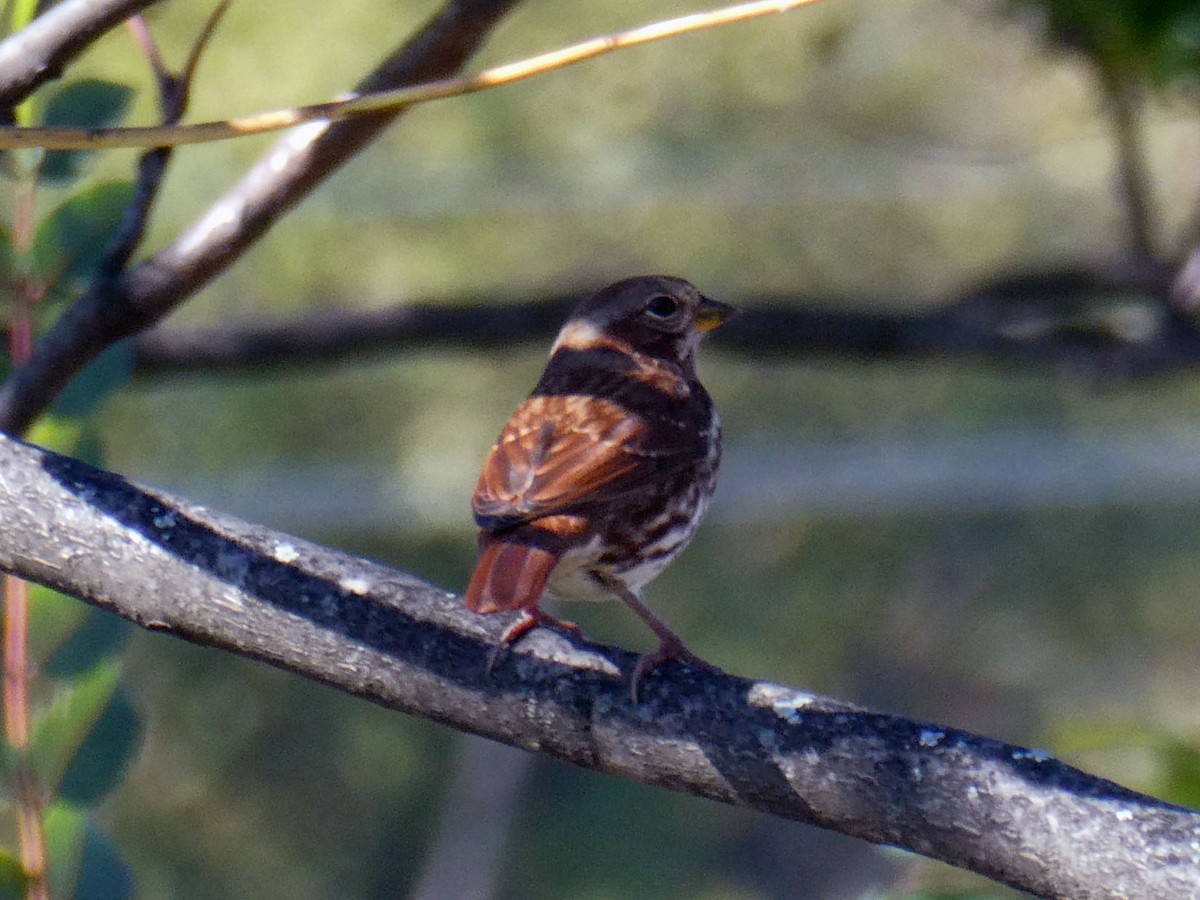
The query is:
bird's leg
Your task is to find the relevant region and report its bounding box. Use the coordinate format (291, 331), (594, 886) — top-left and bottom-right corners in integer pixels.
(486, 605), (582, 674)
(592, 573), (711, 702)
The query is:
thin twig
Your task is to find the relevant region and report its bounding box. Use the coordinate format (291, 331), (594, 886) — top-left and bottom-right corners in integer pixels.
(179, 0), (230, 93)
(3, 153), (47, 900)
(0, 0), (822, 151)
(104, 2), (229, 272)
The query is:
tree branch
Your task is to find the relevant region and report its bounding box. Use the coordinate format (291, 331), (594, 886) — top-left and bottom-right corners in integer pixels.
(132, 296), (577, 373)
(1097, 65), (1158, 264)
(0, 0), (164, 108)
(0, 0), (524, 436)
(0, 430), (1196, 900)
(124, 268), (1200, 381)
(102, 5), (229, 276)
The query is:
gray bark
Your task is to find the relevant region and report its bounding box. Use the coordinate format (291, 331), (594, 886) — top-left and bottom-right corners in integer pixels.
(0, 0), (165, 106)
(0, 431), (1196, 899)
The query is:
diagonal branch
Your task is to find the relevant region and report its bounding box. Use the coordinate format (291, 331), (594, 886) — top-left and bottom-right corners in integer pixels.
(0, 0), (524, 436)
(0, 430), (1196, 900)
(0, 0), (165, 107)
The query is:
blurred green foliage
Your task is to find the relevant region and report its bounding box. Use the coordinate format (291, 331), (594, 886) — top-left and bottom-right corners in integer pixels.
(37, 80), (136, 184)
(1009, 0), (1200, 84)
(0, 24), (140, 892)
(33, 180), (136, 300)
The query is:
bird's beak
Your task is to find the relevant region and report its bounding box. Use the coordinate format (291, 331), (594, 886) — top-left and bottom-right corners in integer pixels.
(694, 296), (740, 333)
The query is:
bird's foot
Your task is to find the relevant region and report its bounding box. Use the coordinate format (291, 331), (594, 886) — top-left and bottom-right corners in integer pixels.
(628, 637), (711, 704)
(486, 607), (582, 673)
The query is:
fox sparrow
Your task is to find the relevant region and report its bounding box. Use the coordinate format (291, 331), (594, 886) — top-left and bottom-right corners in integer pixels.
(464, 275), (737, 700)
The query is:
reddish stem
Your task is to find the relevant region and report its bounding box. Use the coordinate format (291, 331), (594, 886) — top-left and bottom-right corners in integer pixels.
(3, 576), (30, 747)
(6, 172), (48, 900)
(5, 577), (45, 900)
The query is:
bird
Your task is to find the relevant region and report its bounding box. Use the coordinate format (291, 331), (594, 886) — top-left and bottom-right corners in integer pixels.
(464, 275), (737, 701)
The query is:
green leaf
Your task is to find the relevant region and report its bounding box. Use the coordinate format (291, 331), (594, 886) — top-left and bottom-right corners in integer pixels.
(40, 805), (135, 900)
(74, 825), (134, 900)
(0, 846), (27, 899)
(57, 685), (141, 805)
(7, 0), (41, 38)
(70, 425), (108, 468)
(43, 607), (130, 680)
(50, 342), (135, 420)
(26, 415), (107, 466)
(33, 180), (135, 294)
(1151, 738), (1200, 809)
(29, 661), (122, 796)
(26, 585), (90, 674)
(43, 801), (87, 900)
(37, 81), (135, 184)
(1050, 717), (1200, 808)
(26, 415), (86, 455)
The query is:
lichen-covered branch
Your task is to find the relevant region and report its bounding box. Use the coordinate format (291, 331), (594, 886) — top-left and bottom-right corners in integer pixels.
(0, 431), (1195, 900)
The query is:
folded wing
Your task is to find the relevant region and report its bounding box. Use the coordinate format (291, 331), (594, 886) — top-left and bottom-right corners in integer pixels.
(472, 394), (696, 532)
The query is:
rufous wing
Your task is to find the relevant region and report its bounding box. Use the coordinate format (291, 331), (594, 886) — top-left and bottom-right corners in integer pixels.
(472, 394), (693, 531)
(464, 538), (558, 613)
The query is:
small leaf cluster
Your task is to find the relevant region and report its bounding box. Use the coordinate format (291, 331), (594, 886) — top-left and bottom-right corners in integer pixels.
(1, 78), (137, 321)
(1, 73), (142, 898)
(0, 584), (140, 899)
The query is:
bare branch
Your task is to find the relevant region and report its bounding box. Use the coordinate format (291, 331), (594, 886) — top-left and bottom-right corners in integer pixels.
(123, 269), (1200, 381)
(1101, 74), (1158, 264)
(0, 0), (165, 107)
(0, 0), (524, 436)
(132, 296), (576, 373)
(102, 5), (229, 274)
(0, 430), (1196, 900)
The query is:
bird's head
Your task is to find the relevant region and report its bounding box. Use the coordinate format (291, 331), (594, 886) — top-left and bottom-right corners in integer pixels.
(553, 275), (738, 369)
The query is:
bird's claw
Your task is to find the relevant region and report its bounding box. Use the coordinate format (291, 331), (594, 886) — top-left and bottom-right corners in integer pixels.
(486, 607), (582, 674)
(628, 638), (711, 704)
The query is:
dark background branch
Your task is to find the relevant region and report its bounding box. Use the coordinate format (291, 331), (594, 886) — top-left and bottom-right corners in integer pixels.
(0, 430), (1196, 900)
(123, 267), (1200, 381)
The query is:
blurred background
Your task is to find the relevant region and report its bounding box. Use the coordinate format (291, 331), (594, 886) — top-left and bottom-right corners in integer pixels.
(30, 0), (1200, 896)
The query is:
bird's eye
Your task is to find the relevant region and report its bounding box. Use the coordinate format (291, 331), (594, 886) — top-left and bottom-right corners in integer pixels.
(644, 295), (679, 319)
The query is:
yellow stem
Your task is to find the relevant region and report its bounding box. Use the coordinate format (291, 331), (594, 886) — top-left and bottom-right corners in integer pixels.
(0, 0), (823, 150)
